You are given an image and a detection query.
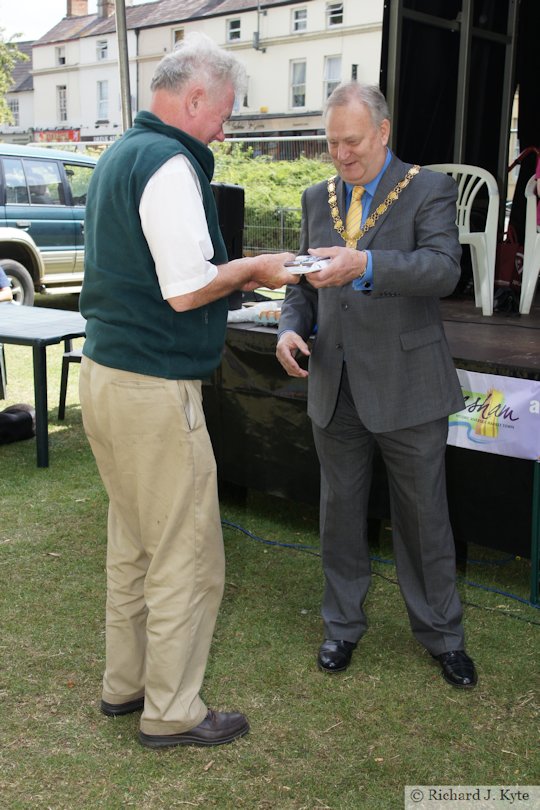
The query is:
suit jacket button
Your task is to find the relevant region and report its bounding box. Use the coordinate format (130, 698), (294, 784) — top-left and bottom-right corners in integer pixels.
(342, 303), (349, 310)
(336, 343), (343, 349)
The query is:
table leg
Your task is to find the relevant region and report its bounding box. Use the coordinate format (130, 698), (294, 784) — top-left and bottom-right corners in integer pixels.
(0, 343), (7, 399)
(32, 345), (49, 467)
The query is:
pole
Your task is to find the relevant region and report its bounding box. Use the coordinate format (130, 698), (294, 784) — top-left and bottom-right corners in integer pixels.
(115, 0), (132, 131)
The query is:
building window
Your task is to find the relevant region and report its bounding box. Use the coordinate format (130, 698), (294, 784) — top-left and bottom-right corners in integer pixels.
(173, 28), (184, 45)
(324, 56), (342, 99)
(292, 8), (307, 32)
(56, 46), (66, 66)
(290, 60), (306, 108)
(57, 85), (67, 122)
(351, 64), (358, 80)
(227, 19), (241, 42)
(7, 98), (19, 126)
(97, 81), (109, 121)
(97, 40), (108, 60)
(326, 2), (344, 27)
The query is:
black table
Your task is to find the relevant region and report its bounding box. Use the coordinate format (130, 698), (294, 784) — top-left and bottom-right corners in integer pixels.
(0, 305), (86, 467)
(202, 320), (540, 603)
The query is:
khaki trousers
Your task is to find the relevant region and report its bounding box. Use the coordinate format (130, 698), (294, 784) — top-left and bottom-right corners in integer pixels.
(79, 357), (225, 734)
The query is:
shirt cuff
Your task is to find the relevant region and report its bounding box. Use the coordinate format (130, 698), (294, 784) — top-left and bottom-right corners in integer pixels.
(352, 250), (373, 291)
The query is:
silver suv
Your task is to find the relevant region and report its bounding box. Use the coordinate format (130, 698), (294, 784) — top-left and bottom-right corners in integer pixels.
(0, 143), (97, 305)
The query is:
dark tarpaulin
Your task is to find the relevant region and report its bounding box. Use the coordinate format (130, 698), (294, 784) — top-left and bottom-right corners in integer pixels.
(202, 324), (533, 557)
(380, 0), (540, 242)
(508, 0), (540, 242)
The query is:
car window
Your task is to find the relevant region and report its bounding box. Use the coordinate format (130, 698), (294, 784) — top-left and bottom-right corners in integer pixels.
(23, 159), (64, 205)
(64, 162), (94, 206)
(3, 157), (30, 204)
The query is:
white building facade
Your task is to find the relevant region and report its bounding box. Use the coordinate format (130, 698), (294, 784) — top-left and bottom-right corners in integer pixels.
(2, 41), (35, 143)
(6, 0), (384, 143)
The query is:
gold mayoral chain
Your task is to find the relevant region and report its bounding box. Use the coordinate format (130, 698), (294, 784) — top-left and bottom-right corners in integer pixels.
(327, 164), (421, 247)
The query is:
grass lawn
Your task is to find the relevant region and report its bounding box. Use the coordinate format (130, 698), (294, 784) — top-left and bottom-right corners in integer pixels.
(0, 298), (538, 809)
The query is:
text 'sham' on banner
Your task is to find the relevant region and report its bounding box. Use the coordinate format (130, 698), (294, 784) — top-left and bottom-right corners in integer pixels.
(448, 369), (540, 462)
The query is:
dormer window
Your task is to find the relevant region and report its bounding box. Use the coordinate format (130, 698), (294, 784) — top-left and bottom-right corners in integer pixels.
(97, 40), (108, 60)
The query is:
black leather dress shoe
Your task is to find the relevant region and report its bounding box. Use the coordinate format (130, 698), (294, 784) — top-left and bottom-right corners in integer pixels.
(434, 650), (477, 688)
(101, 696), (145, 716)
(317, 639), (357, 673)
(139, 709), (250, 749)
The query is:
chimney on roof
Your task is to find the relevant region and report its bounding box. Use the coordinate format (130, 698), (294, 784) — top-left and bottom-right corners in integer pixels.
(97, 0), (115, 17)
(67, 0), (88, 16)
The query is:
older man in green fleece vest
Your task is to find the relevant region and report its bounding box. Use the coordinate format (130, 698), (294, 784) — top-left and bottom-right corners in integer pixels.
(79, 32), (296, 750)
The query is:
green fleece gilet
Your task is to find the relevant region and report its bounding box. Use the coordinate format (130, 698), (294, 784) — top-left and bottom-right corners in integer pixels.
(80, 111), (229, 379)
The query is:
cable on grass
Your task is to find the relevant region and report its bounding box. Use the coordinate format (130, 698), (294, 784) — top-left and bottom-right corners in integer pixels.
(464, 601), (540, 627)
(221, 518), (320, 556)
(222, 518), (540, 620)
(458, 554), (516, 566)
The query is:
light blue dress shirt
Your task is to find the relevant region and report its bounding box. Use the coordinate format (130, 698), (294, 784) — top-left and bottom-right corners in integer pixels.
(344, 148), (393, 291)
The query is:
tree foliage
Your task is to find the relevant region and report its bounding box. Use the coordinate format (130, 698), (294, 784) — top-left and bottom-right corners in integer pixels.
(213, 143), (332, 209)
(212, 143), (334, 250)
(0, 31), (29, 124)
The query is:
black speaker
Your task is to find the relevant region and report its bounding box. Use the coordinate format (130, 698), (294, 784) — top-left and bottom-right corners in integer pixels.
(211, 182), (244, 310)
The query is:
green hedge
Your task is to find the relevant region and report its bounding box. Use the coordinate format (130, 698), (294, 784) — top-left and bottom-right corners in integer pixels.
(212, 143), (334, 251)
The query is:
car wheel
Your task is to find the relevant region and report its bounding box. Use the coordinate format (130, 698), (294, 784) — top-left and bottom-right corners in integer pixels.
(1, 259), (35, 306)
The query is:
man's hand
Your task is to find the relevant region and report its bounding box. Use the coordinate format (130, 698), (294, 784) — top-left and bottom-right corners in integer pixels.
(304, 246), (367, 288)
(276, 331), (310, 378)
(248, 251), (298, 290)
(170, 252), (298, 311)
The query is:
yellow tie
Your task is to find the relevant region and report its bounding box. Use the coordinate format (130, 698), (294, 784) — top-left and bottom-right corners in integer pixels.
(345, 185), (365, 248)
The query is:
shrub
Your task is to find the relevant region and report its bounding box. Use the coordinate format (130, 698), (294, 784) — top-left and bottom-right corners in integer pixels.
(213, 143), (333, 251)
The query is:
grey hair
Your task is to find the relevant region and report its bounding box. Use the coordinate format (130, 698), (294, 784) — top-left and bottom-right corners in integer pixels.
(150, 31), (247, 98)
(324, 82), (390, 127)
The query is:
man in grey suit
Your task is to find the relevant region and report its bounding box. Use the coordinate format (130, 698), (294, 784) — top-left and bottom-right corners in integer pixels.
(276, 82), (477, 689)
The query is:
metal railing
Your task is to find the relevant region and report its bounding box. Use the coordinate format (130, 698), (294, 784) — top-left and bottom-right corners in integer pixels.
(242, 206), (302, 254)
(220, 135), (329, 161)
(213, 136), (329, 252)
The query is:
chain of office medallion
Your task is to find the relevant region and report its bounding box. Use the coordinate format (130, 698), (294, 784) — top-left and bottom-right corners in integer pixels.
(327, 165), (421, 244)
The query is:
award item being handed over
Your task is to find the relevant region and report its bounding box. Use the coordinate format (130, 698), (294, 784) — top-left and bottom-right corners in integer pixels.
(284, 255), (331, 274)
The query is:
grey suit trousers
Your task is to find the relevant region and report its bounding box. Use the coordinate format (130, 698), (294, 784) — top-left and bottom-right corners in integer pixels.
(312, 366), (465, 656)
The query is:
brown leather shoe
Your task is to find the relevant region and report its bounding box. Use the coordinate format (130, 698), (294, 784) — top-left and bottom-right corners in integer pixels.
(139, 709), (250, 749)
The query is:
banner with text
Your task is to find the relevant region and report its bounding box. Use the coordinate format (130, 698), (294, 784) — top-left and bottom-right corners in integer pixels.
(448, 369), (540, 462)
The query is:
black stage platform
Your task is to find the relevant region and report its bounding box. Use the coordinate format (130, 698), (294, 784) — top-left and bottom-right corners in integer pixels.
(438, 295), (539, 596)
(203, 289), (539, 569)
(439, 295), (540, 379)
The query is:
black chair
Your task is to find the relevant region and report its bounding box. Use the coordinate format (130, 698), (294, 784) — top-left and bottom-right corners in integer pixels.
(58, 339), (83, 419)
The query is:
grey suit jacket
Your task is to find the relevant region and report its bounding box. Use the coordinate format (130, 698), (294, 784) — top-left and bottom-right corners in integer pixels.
(278, 155), (465, 432)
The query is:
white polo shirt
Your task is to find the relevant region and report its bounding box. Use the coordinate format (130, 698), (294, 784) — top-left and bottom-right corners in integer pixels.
(139, 154), (219, 300)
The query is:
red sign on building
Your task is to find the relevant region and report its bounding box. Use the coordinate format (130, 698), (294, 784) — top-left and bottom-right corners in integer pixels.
(34, 130), (81, 142)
